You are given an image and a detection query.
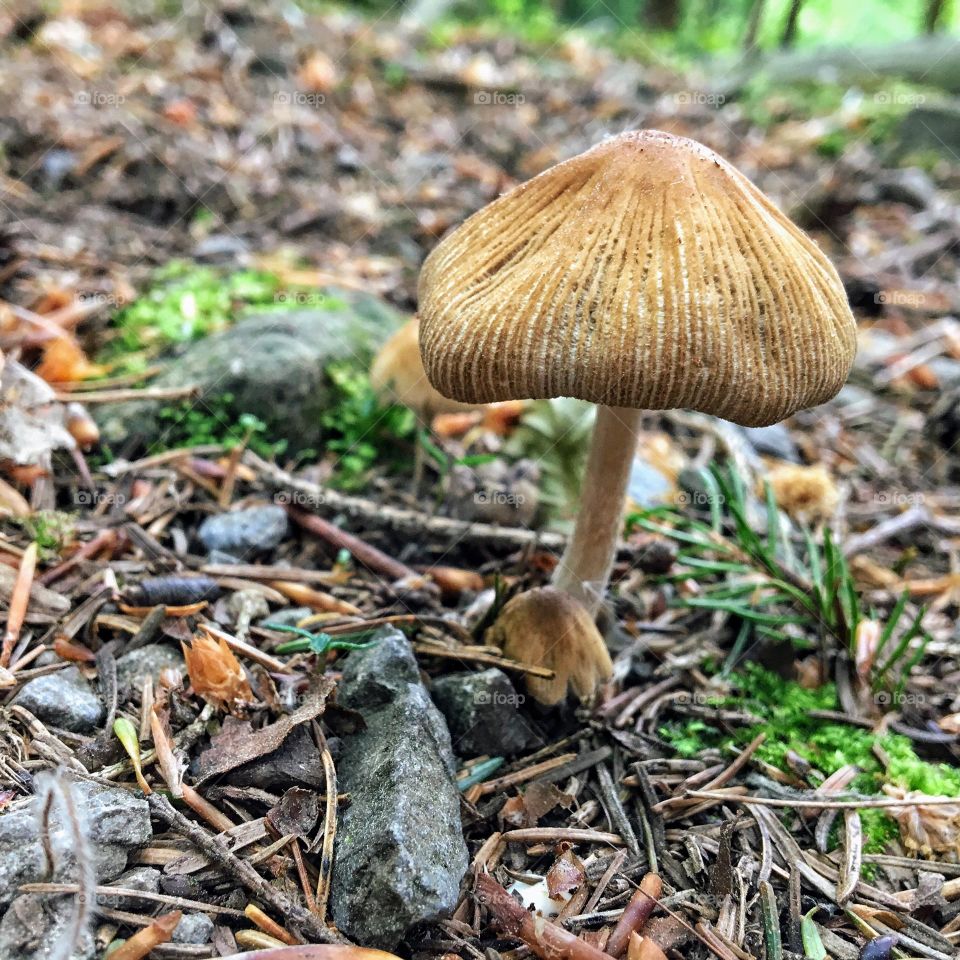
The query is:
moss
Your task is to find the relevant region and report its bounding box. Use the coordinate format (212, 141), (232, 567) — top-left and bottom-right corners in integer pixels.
(659, 665), (960, 859)
(153, 396), (287, 460)
(97, 263), (341, 371)
(13, 511), (76, 561)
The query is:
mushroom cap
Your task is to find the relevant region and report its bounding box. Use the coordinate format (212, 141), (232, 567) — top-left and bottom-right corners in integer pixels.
(418, 130), (856, 427)
(370, 316), (478, 420)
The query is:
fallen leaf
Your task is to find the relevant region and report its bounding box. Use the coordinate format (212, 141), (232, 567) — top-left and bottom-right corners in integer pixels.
(196, 679), (334, 784)
(182, 633), (254, 711)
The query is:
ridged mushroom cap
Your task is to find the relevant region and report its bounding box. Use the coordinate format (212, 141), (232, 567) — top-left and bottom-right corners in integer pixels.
(418, 130), (856, 427)
(370, 316), (478, 419)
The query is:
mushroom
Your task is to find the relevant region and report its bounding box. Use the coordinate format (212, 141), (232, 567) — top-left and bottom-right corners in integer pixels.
(418, 130), (856, 699)
(370, 316), (478, 487)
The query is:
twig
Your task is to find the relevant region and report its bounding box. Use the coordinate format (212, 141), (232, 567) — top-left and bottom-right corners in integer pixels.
(52, 385), (199, 403)
(1, 541), (37, 668)
(500, 828), (624, 845)
(147, 794), (350, 945)
(606, 873), (663, 958)
(475, 872), (613, 960)
(686, 790), (960, 809)
(248, 452), (667, 567)
(18, 883), (247, 916)
(311, 724), (338, 923)
(287, 505), (416, 581)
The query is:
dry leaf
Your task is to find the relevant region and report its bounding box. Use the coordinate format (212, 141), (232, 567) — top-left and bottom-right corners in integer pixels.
(884, 785), (960, 857)
(196, 679), (334, 784)
(546, 849), (585, 899)
(35, 335), (104, 383)
(0, 358), (75, 468)
(182, 633), (254, 710)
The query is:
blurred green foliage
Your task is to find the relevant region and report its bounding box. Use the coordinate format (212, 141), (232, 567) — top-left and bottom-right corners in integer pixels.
(334, 0), (956, 57)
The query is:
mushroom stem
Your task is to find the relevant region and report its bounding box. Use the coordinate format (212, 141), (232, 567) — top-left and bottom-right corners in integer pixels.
(552, 405), (643, 617)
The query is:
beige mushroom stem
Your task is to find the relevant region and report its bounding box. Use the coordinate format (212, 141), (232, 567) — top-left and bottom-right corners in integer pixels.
(552, 405), (643, 616)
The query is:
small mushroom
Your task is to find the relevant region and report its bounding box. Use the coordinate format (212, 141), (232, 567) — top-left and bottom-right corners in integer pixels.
(486, 586), (611, 705)
(419, 130), (856, 699)
(370, 316), (478, 487)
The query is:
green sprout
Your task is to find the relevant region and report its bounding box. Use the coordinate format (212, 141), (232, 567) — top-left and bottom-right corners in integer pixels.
(263, 622), (381, 656)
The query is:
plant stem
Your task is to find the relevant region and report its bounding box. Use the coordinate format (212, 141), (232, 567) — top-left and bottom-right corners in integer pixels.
(552, 405), (643, 616)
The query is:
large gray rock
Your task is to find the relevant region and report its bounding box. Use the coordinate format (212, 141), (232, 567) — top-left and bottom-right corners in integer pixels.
(0, 778), (151, 907)
(331, 628), (468, 949)
(893, 103), (960, 160)
(12, 668), (104, 733)
(96, 289), (404, 453)
(198, 504), (288, 556)
(431, 669), (541, 757)
(0, 893), (94, 960)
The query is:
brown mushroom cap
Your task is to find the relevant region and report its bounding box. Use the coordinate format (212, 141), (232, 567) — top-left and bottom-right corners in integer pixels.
(419, 130), (856, 427)
(370, 316), (478, 420)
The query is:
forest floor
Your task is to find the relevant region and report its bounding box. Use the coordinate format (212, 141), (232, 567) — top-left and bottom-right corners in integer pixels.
(2, 3), (960, 959)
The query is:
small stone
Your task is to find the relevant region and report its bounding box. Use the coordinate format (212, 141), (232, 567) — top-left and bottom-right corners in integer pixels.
(431, 669), (542, 757)
(876, 167), (937, 208)
(115, 645), (184, 692)
(258, 606), (313, 628)
(12, 668), (104, 733)
(927, 357), (960, 390)
(738, 423), (800, 463)
(172, 912), (215, 944)
(198, 505), (288, 556)
(331, 628), (468, 949)
(101, 866), (160, 910)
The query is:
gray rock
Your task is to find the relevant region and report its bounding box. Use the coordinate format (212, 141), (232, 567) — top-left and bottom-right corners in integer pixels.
(876, 167), (937, 208)
(894, 103), (960, 160)
(331, 628), (468, 948)
(198, 505), (288, 556)
(259, 606), (313, 628)
(115, 645), (184, 692)
(738, 423), (800, 463)
(101, 866), (161, 910)
(928, 356), (960, 390)
(95, 289), (405, 453)
(0, 778), (151, 907)
(431, 669), (542, 757)
(172, 911), (215, 944)
(0, 893), (95, 960)
(12, 668), (104, 733)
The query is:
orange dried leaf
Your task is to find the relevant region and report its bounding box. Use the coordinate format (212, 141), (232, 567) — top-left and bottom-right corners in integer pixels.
(182, 633), (253, 709)
(35, 335), (105, 383)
